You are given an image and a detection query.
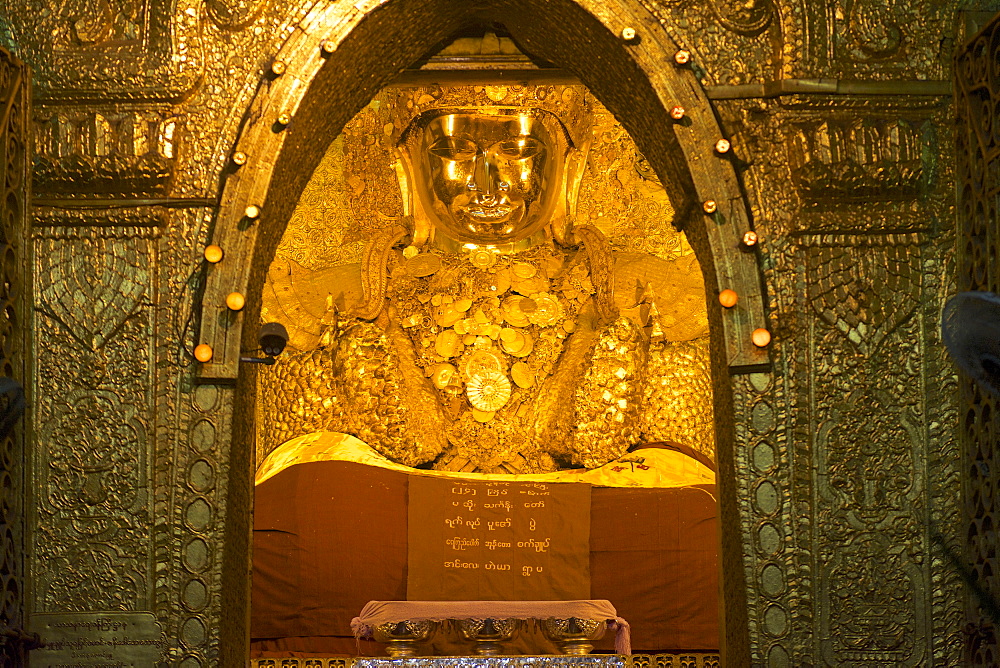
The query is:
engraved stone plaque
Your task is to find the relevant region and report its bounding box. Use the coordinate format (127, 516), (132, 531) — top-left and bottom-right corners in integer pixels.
(30, 613), (163, 667)
(408, 476), (591, 600)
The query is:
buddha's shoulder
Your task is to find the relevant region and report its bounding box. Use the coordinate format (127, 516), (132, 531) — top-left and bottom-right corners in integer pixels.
(266, 258), (363, 304)
(261, 259), (364, 350)
(613, 251), (704, 297)
(612, 251), (708, 342)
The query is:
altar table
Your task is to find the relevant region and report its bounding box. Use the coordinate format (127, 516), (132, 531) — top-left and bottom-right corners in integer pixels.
(251, 457), (718, 656)
(351, 600), (631, 655)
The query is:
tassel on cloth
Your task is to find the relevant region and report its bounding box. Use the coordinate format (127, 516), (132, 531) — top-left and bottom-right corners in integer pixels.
(350, 617), (372, 639)
(609, 617), (632, 655)
(350, 617), (372, 655)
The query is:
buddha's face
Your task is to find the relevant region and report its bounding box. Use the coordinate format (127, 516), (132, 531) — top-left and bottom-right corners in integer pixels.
(404, 110), (568, 245)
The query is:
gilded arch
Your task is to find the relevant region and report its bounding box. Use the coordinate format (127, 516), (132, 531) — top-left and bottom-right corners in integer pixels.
(199, 0), (769, 661)
(199, 0), (768, 380)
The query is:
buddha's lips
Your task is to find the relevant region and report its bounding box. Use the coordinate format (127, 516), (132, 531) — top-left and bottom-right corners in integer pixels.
(462, 205), (513, 222)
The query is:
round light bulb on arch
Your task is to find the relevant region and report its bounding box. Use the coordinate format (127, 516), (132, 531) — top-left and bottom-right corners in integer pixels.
(194, 344), (213, 363)
(719, 289), (738, 308)
(752, 328), (771, 348)
(226, 292), (246, 311)
(204, 245), (224, 263)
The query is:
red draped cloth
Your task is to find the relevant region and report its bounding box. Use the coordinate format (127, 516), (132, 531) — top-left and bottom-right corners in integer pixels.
(251, 460), (718, 657)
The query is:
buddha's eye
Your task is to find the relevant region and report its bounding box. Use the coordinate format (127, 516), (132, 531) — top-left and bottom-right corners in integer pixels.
(428, 137), (478, 160)
(494, 137), (544, 160)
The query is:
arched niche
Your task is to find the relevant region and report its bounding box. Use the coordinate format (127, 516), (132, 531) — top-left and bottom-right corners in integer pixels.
(198, 0), (768, 662)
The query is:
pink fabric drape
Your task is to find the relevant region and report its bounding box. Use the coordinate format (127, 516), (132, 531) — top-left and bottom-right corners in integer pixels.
(351, 600), (631, 655)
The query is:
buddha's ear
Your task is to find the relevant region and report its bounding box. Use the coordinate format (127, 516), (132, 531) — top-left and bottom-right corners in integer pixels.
(550, 141), (591, 245)
(393, 147), (430, 247)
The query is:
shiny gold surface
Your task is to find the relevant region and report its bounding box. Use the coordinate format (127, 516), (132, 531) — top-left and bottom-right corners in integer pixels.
(275, 87), (694, 272)
(372, 620), (438, 658)
(249, 657), (719, 668)
(456, 618), (523, 656)
(540, 618), (607, 656)
(640, 338), (714, 462)
(254, 433), (716, 489)
(401, 110), (570, 245)
(9, 0), (964, 663)
(260, 87), (712, 472)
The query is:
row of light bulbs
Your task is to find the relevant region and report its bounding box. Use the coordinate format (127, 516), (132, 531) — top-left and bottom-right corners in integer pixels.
(196, 228), (767, 361)
(194, 39), (770, 362)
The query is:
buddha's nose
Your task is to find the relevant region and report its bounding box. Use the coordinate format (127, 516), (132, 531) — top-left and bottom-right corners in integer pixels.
(470, 154), (500, 203)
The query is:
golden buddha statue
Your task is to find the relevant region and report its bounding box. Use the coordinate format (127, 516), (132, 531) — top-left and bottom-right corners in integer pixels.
(259, 86), (710, 475)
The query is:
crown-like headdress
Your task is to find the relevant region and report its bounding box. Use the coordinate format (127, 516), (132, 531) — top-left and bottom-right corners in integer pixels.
(386, 84), (594, 148)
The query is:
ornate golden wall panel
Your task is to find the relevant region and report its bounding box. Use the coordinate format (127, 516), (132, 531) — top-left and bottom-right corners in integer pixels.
(637, 0), (781, 85)
(0, 0), (968, 665)
(0, 45), (31, 665)
(32, 109), (181, 197)
(793, 0), (955, 81)
(714, 89), (963, 665)
(31, 225), (158, 610)
(4, 0), (202, 100)
(955, 14), (1000, 665)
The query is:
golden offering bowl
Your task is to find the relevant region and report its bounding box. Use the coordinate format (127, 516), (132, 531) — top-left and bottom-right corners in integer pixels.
(455, 617), (522, 656)
(372, 620), (437, 657)
(541, 617), (606, 655)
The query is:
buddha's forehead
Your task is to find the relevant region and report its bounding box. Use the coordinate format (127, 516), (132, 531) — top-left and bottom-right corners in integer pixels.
(419, 109), (563, 142)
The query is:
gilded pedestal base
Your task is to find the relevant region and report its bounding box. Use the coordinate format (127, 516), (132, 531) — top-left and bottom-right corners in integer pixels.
(251, 654), (720, 668)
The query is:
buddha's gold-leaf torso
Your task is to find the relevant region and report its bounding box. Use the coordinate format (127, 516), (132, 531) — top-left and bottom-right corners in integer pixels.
(257, 87), (714, 473)
(260, 233), (712, 474)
